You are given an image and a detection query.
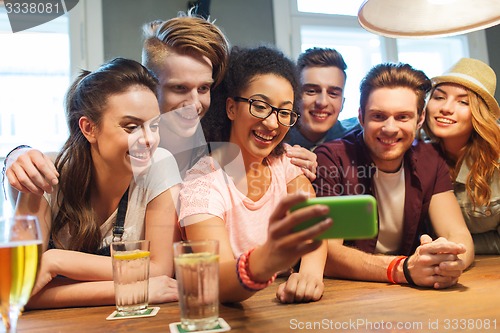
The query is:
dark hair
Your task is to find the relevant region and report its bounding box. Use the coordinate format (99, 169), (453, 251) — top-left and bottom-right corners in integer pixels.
(297, 47), (347, 79)
(201, 46), (300, 156)
(53, 58), (159, 253)
(359, 62), (431, 121)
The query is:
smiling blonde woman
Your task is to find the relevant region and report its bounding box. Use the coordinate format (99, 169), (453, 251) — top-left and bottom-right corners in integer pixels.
(424, 58), (500, 254)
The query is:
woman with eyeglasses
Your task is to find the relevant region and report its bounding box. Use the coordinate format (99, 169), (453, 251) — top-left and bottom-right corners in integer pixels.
(423, 58), (500, 254)
(179, 46), (331, 303)
(15, 58), (180, 308)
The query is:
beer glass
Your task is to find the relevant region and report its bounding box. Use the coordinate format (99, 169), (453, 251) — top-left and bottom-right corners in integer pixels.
(0, 215), (42, 333)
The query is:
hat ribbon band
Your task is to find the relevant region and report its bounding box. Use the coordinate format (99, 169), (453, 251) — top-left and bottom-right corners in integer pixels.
(444, 72), (490, 93)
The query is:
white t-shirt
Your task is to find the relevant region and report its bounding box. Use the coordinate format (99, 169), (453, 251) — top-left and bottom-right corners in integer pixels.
(373, 166), (405, 254)
(44, 147), (181, 250)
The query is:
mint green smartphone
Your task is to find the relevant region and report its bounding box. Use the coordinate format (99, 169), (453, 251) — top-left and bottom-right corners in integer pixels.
(291, 195), (378, 239)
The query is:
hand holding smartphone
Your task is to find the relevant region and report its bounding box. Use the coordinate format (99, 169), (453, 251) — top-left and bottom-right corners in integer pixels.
(291, 195), (378, 239)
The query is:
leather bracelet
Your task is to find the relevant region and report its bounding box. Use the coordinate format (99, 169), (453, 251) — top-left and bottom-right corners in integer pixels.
(386, 255), (407, 284)
(403, 256), (417, 286)
(236, 248), (277, 292)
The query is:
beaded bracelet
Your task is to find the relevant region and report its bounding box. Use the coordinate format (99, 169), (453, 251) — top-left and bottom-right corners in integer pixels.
(236, 248), (277, 292)
(403, 256), (417, 286)
(386, 255), (407, 284)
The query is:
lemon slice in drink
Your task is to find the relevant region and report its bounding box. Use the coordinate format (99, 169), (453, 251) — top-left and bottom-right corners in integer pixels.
(113, 250), (150, 260)
(175, 252), (219, 265)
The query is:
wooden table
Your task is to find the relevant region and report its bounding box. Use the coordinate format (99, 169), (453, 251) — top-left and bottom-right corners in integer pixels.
(16, 256), (500, 333)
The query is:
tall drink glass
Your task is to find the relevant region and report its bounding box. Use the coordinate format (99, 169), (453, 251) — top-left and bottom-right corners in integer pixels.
(111, 240), (150, 315)
(174, 240), (219, 331)
(0, 215), (42, 333)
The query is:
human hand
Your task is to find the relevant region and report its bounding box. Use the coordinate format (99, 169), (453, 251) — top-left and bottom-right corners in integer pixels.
(261, 193), (332, 275)
(406, 235), (466, 289)
(285, 144), (317, 181)
(31, 249), (58, 296)
(148, 275), (178, 303)
(276, 272), (324, 303)
(6, 148), (59, 195)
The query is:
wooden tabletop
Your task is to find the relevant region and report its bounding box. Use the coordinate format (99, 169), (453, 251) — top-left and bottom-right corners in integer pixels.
(17, 255), (500, 333)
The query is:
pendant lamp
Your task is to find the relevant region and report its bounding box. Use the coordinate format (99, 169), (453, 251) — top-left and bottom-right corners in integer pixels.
(358, 0), (500, 38)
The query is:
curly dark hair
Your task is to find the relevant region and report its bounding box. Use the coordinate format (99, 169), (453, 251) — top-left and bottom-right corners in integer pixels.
(201, 45), (301, 156)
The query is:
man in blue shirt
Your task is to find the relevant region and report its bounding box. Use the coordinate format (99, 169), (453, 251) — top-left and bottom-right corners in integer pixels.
(286, 47), (361, 151)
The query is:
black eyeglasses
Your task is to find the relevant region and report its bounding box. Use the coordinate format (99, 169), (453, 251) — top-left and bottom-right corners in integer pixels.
(233, 96), (299, 127)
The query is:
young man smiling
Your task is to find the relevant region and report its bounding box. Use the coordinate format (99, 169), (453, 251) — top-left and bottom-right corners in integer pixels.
(286, 47), (360, 151)
(314, 62), (474, 289)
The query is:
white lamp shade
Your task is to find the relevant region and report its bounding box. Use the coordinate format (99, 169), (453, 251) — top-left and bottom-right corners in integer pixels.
(358, 0), (500, 38)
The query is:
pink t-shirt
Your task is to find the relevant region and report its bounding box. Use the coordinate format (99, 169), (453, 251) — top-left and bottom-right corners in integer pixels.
(179, 154), (303, 257)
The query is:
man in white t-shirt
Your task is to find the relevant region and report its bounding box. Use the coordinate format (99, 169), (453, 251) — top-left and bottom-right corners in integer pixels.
(314, 62), (474, 289)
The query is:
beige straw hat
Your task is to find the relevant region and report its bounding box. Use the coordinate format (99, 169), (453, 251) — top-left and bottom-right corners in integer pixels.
(431, 58), (500, 118)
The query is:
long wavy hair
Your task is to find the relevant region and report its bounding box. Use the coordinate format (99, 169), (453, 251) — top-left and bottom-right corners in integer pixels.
(201, 45), (301, 156)
(424, 86), (500, 208)
(52, 58), (159, 253)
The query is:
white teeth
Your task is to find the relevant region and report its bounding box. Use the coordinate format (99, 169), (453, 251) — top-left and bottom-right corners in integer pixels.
(254, 131), (274, 141)
(380, 138), (397, 144)
(310, 111), (329, 119)
(129, 151), (150, 160)
(436, 117), (455, 124)
(177, 111), (198, 120)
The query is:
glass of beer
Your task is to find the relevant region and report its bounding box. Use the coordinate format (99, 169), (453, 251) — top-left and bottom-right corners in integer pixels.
(0, 215), (42, 333)
(111, 240), (150, 315)
(174, 240), (219, 331)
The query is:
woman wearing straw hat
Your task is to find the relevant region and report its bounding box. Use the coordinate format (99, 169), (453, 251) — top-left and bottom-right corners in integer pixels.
(423, 57), (500, 254)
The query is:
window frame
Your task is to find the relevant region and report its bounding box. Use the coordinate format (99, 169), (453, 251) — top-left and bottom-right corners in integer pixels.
(0, 0), (104, 158)
(68, 0), (104, 77)
(272, 0), (490, 63)
(0, 0), (103, 216)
